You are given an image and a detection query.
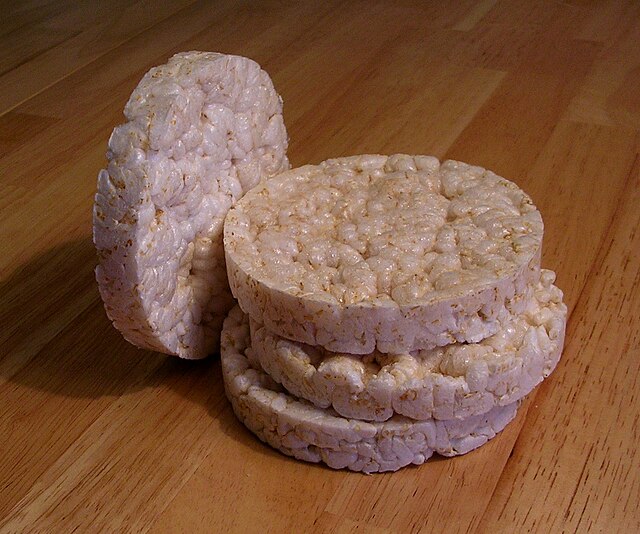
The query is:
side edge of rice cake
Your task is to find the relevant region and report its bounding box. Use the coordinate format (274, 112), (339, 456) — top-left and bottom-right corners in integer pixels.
(93, 52), (289, 359)
(221, 305), (519, 473)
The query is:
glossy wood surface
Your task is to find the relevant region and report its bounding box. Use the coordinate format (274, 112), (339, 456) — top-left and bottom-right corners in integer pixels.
(1, 1), (639, 532)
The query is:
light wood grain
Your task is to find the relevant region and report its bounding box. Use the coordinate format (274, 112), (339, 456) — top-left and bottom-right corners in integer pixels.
(479, 154), (640, 533)
(0, 0), (199, 115)
(1, 1), (639, 532)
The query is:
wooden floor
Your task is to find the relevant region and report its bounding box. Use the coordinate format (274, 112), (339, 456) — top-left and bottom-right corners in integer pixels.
(1, 1), (639, 532)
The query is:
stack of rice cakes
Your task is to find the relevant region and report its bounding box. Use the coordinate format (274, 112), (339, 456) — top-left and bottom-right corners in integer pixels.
(93, 54), (566, 474)
(222, 154), (567, 473)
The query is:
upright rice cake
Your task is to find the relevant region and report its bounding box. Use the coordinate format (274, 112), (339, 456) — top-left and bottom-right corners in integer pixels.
(249, 269), (566, 422)
(222, 306), (519, 473)
(224, 154), (543, 354)
(93, 52), (289, 359)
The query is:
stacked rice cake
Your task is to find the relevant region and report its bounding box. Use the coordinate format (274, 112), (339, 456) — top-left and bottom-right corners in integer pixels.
(222, 154), (567, 473)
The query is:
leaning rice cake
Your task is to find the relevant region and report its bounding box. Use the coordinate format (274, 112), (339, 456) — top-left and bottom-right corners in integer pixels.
(94, 52), (289, 359)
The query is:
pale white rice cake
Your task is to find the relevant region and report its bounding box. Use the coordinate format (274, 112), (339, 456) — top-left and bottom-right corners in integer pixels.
(93, 52), (289, 359)
(250, 269), (566, 422)
(221, 306), (518, 474)
(225, 154), (543, 354)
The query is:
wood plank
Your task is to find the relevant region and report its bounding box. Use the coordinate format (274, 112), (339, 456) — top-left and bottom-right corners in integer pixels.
(0, 24), (78, 77)
(0, 300), (161, 518)
(149, 395), (528, 534)
(444, 22), (599, 77)
(0, 0), (78, 38)
(0, 341), (222, 531)
(393, 0), (500, 30)
(149, 420), (346, 534)
(0, 111), (60, 158)
(445, 69), (581, 180)
(0, 0), (198, 116)
(477, 155), (640, 533)
(567, 8), (640, 128)
(313, 514), (393, 534)
(289, 54), (505, 164)
(439, 120), (636, 532)
(0, 143), (102, 276)
(0, 238), (96, 378)
(573, 0), (639, 43)
(453, 0), (499, 32)
(481, 0), (587, 28)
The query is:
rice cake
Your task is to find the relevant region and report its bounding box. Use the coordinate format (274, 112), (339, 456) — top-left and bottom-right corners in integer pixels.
(93, 52), (289, 359)
(224, 154), (543, 354)
(249, 269), (566, 422)
(221, 305), (518, 473)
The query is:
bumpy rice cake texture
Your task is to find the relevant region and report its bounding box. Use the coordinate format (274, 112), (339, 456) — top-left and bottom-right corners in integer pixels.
(93, 52), (289, 359)
(221, 306), (518, 473)
(224, 154), (543, 354)
(250, 269), (566, 422)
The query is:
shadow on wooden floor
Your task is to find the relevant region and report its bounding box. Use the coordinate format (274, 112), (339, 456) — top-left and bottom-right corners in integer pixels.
(0, 236), (220, 404)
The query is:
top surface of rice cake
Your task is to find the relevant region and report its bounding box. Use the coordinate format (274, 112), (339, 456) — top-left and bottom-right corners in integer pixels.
(224, 154), (543, 354)
(93, 51), (289, 359)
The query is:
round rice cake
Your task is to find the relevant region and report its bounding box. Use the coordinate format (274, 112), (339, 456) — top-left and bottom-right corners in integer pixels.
(93, 52), (289, 359)
(249, 269), (566, 422)
(224, 154), (543, 354)
(221, 305), (518, 474)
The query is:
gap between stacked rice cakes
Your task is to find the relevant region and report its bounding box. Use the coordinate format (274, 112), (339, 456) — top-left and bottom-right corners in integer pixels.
(248, 269), (566, 422)
(222, 306), (519, 473)
(93, 52), (289, 359)
(224, 154), (543, 355)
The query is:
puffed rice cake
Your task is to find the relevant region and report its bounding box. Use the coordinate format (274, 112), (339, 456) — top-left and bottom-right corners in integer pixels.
(224, 154), (543, 354)
(222, 306), (519, 474)
(248, 269), (566, 422)
(94, 52), (289, 359)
